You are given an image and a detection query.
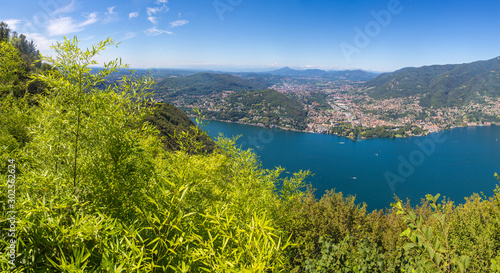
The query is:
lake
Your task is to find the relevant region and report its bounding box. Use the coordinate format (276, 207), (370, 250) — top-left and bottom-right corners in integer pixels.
(198, 119), (500, 211)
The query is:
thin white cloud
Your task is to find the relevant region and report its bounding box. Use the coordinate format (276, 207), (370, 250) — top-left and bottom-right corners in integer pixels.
(156, 0), (168, 3)
(107, 6), (116, 15)
(146, 5), (169, 16)
(122, 31), (137, 41)
(170, 19), (188, 27)
(147, 7), (161, 16)
(47, 12), (98, 36)
(104, 6), (118, 23)
(129, 11), (139, 19)
(53, 0), (77, 15)
(24, 33), (57, 51)
(80, 12), (99, 26)
(4, 19), (22, 31)
(144, 26), (173, 36)
(81, 35), (95, 41)
(148, 16), (158, 25)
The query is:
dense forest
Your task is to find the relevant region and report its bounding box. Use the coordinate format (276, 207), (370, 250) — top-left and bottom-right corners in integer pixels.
(154, 72), (270, 97)
(331, 123), (425, 140)
(146, 103), (217, 153)
(2, 22), (500, 272)
(365, 57), (500, 108)
(205, 89), (309, 130)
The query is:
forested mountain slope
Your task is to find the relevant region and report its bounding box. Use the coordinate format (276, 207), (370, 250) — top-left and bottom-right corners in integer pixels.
(365, 57), (500, 107)
(147, 103), (217, 153)
(154, 72), (270, 97)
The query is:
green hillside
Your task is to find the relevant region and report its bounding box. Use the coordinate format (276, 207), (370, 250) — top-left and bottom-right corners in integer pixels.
(154, 72), (270, 97)
(366, 57), (500, 107)
(146, 103), (217, 154)
(205, 89), (309, 130)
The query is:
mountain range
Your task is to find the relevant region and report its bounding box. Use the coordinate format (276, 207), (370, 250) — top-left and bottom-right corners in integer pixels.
(154, 72), (270, 96)
(267, 67), (379, 81)
(365, 57), (500, 107)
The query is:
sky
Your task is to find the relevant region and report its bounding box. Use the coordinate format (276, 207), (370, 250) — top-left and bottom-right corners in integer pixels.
(1, 0), (500, 72)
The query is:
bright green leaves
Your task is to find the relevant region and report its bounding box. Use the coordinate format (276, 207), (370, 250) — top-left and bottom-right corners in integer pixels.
(304, 235), (387, 273)
(26, 36), (156, 208)
(394, 194), (470, 273)
(279, 169), (310, 202)
(195, 209), (290, 272)
(37, 37), (125, 92)
(0, 41), (25, 96)
(492, 257), (500, 272)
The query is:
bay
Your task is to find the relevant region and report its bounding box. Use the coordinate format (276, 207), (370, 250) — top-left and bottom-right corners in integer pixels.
(198, 119), (500, 211)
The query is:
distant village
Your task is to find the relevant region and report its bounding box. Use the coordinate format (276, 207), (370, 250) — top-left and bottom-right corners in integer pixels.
(164, 79), (500, 138)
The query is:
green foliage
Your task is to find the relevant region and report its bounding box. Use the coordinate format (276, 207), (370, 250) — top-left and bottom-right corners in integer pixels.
(366, 57), (500, 107)
(0, 22), (10, 42)
(448, 193), (500, 271)
(276, 190), (371, 271)
(207, 89), (308, 130)
(303, 91), (330, 110)
(27, 37), (156, 216)
(331, 123), (425, 140)
(395, 194), (470, 272)
(0, 21), (48, 99)
(10, 33), (42, 72)
(146, 103), (217, 154)
(0, 41), (26, 96)
(155, 72), (269, 97)
(0, 37), (296, 272)
(304, 235), (386, 273)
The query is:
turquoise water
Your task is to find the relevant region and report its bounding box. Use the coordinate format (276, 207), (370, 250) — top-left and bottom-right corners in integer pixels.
(199, 119), (500, 211)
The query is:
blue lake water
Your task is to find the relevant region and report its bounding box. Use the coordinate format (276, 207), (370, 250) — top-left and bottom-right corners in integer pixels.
(198, 119), (500, 211)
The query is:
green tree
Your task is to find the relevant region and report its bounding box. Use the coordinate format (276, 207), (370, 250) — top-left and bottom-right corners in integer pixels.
(0, 40), (25, 96)
(0, 21), (10, 42)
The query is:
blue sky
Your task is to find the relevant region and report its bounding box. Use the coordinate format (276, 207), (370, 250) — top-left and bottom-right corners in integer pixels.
(1, 0), (499, 72)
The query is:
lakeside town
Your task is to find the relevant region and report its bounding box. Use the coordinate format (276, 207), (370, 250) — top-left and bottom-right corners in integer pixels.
(161, 79), (500, 139)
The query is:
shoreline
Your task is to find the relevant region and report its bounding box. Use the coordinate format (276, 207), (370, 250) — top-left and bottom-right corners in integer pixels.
(192, 116), (500, 140)
(191, 117), (308, 133)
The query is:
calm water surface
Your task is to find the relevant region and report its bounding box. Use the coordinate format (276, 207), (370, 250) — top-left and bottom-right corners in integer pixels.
(199, 120), (500, 211)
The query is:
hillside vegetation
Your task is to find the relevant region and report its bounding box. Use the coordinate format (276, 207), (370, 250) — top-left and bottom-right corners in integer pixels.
(2, 27), (500, 272)
(366, 57), (500, 107)
(154, 72), (270, 97)
(205, 89), (309, 130)
(146, 103), (217, 153)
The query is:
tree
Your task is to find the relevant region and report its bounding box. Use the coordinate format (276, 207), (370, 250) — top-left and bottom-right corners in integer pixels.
(11, 33), (42, 71)
(0, 40), (25, 96)
(0, 21), (10, 42)
(28, 36), (157, 215)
